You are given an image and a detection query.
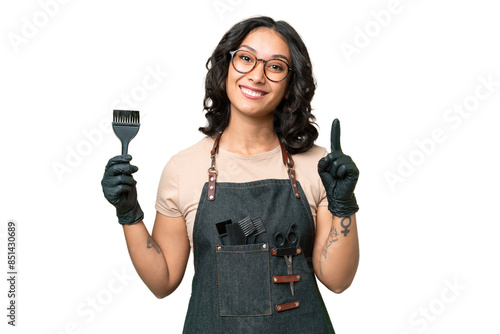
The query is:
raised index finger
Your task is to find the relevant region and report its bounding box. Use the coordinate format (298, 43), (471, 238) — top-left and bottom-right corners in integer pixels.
(330, 118), (342, 152)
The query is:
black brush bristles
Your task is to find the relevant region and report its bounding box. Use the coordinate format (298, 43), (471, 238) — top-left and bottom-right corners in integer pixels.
(112, 110), (140, 155)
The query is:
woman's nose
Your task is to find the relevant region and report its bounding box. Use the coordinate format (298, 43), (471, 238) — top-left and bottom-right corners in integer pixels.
(247, 61), (267, 83)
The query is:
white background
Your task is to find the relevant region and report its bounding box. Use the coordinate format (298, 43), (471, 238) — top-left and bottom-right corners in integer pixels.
(1, 0), (499, 333)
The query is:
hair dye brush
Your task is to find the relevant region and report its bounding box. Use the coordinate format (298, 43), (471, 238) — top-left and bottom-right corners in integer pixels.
(112, 110), (140, 155)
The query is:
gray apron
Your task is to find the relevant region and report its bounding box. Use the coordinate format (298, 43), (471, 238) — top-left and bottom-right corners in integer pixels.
(182, 136), (335, 333)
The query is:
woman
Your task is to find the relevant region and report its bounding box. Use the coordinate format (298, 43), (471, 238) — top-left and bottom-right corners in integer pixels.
(102, 16), (360, 333)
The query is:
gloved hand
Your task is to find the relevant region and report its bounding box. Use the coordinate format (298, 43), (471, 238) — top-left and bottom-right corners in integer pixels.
(317, 119), (359, 217)
(101, 154), (144, 225)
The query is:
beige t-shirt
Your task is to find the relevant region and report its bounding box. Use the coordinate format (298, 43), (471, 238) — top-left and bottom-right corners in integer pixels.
(155, 137), (328, 248)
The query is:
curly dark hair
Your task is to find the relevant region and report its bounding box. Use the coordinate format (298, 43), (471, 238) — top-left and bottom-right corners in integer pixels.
(198, 16), (318, 154)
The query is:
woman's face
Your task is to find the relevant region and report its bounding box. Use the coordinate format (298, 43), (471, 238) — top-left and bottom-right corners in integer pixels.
(226, 28), (292, 121)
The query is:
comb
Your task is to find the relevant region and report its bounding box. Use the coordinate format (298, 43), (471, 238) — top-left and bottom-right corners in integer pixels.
(237, 217), (256, 237)
(252, 217), (266, 235)
(246, 217), (266, 244)
(112, 110), (140, 155)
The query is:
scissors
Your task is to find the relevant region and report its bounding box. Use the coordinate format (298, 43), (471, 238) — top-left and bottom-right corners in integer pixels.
(275, 223), (298, 295)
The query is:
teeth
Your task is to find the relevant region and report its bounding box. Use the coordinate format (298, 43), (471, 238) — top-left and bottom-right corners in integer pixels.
(241, 87), (265, 97)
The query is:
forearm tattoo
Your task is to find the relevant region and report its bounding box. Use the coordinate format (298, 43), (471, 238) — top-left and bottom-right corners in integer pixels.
(322, 224), (338, 259)
(340, 216), (352, 237)
(147, 236), (161, 254)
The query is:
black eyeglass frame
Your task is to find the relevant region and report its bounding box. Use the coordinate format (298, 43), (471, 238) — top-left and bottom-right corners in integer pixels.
(229, 50), (293, 83)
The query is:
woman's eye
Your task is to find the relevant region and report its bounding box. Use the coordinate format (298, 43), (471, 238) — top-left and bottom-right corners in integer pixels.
(268, 63), (285, 72)
(240, 55), (253, 63)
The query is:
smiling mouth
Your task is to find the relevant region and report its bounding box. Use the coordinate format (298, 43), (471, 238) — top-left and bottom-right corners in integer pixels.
(240, 86), (268, 99)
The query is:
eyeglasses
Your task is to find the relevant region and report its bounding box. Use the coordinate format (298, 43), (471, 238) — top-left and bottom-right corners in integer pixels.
(229, 50), (293, 83)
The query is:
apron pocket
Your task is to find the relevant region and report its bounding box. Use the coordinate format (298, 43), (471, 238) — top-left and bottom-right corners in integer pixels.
(216, 243), (271, 316)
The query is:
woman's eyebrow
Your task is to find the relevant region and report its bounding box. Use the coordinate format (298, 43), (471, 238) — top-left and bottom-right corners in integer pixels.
(240, 44), (291, 64)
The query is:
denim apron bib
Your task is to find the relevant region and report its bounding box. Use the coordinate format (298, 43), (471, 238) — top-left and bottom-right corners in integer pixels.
(182, 136), (335, 334)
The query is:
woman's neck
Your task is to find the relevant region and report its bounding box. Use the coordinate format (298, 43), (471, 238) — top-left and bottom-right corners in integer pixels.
(218, 114), (279, 155)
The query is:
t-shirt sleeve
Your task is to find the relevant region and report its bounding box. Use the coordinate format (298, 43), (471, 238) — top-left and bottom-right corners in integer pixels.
(318, 149), (329, 207)
(155, 156), (183, 217)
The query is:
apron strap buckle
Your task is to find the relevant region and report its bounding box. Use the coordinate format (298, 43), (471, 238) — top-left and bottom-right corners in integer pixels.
(208, 167), (217, 201)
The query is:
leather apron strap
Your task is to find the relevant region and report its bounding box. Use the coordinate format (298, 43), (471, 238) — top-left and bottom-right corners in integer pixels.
(207, 133), (301, 201)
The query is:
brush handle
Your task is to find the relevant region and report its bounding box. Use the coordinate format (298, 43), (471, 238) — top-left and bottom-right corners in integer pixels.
(121, 142), (129, 155)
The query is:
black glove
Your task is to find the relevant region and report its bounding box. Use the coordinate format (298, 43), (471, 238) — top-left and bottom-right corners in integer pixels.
(317, 119), (359, 217)
(101, 155), (144, 225)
